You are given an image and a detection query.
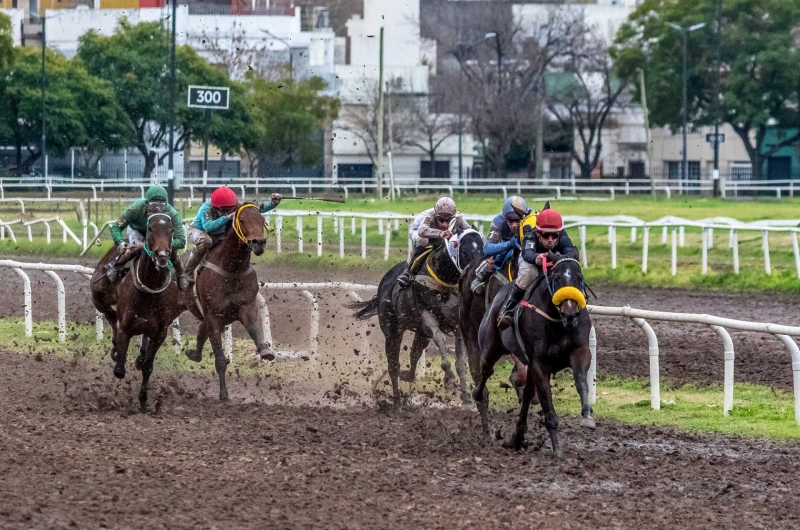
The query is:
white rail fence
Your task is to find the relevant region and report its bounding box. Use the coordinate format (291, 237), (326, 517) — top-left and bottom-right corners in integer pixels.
(1, 261), (799, 424)
(4, 176), (800, 200)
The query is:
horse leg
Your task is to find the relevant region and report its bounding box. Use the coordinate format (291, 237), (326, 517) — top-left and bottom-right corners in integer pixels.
(400, 331), (428, 383)
(105, 310), (119, 362)
(185, 320), (208, 363)
(239, 302), (275, 361)
(454, 332), (471, 406)
(571, 345), (596, 429)
(384, 327), (404, 403)
(505, 359), (539, 451)
(135, 336), (149, 370)
(138, 333), (164, 413)
(112, 329), (132, 380)
(205, 317), (230, 402)
(531, 362), (561, 458)
(420, 311), (457, 390)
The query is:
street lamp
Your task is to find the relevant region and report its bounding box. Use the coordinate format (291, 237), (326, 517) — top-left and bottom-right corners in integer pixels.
(453, 32), (497, 182)
(261, 29), (293, 82)
(666, 21), (706, 184)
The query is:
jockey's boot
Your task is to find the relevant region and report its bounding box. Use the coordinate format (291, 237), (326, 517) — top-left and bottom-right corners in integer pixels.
(184, 246), (209, 286)
(498, 284), (526, 331)
(105, 247), (136, 284)
(470, 260), (493, 295)
(106, 263), (121, 283)
(397, 246), (426, 289)
(171, 249), (189, 291)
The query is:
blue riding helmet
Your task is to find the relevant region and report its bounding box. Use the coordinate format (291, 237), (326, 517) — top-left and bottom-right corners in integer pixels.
(502, 196), (530, 221)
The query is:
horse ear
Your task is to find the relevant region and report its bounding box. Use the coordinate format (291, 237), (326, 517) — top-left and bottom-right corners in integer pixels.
(542, 201), (551, 210)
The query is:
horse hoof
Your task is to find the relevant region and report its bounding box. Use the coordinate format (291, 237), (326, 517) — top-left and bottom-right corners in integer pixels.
(185, 349), (202, 363)
(258, 349), (275, 361)
(471, 386), (487, 402)
(399, 370), (415, 382)
(139, 402), (147, 413)
(113, 365), (125, 379)
(443, 377), (459, 391)
(219, 392), (229, 403)
(552, 447), (564, 459)
(580, 416), (596, 430)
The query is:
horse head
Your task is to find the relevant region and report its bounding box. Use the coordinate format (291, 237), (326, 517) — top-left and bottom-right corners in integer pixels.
(445, 216), (484, 272)
(546, 257), (587, 330)
(233, 203), (267, 256)
(145, 213), (174, 270)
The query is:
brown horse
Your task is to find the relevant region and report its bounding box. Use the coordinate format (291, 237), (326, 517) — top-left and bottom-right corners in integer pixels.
(91, 212), (180, 411)
(180, 202), (272, 402)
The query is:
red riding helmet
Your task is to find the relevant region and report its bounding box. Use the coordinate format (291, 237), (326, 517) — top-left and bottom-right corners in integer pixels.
(211, 187), (237, 208)
(535, 209), (563, 233)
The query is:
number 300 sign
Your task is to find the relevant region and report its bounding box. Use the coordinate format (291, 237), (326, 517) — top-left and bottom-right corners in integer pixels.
(187, 86), (230, 110)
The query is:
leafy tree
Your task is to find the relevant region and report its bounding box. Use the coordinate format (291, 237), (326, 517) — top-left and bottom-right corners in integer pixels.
(243, 76), (339, 176)
(0, 47), (128, 174)
(0, 12), (12, 71)
(614, 0), (800, 179)
(78, 20), (241, 179)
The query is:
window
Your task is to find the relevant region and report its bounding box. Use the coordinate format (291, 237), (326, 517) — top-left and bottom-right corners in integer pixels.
(688, 161), (701, 180)
(420, 161), (450, 180)
(628, 161), (646, 179)
(337, 164), (374, 180)
(666, 161), (681, 179)
(730, 162), (752, 182)
(665, 161), (700, 179)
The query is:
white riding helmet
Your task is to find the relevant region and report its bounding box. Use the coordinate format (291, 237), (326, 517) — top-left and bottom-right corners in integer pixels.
(434, 196), (457, 221)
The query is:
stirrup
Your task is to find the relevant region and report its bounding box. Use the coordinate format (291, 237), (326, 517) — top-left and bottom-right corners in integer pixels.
(470, 278), (486, 295)
(397, 271), (412, 289)
(106, 266), (119, 283)
(177, 275), (189, 291)
(498, 310), (514, 331)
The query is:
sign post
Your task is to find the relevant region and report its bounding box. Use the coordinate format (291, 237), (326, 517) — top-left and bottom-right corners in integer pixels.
(188, 86), (230, 190)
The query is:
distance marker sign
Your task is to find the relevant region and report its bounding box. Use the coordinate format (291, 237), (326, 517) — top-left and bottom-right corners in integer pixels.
(187, 85), (230, 110)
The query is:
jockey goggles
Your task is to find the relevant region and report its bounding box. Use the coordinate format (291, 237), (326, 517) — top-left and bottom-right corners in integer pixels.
(146, 197), (167, 213)
(537, 230), (561, 241)
(503, 212), (521, 222)
(435, 213), (454, 223)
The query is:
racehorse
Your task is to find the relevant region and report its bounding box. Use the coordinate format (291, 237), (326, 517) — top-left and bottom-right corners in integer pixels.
(458, 257), (531, 415)
(179, 202), (272, 402)
(473, 256), (594, 457)
(91, 212), (180, 412)
(351, 221), (484, 404)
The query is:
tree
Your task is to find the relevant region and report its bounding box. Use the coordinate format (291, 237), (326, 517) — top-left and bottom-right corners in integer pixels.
(78, 20), (243, 179)
(548, 32), (629, 180)
(195, 23), (285, 81)
(614, 0), (800, 180)
(0, 47), (129, 174)
(399, 98), (458, 173)
(243, 75), (339, 176)
(0, 12), (12, 71)
(431, 4), (587, 177)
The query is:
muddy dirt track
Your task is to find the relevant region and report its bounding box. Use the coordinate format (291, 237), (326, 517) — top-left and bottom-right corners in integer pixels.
(1, 259), (798, 388)
(2, 350), (800, 529)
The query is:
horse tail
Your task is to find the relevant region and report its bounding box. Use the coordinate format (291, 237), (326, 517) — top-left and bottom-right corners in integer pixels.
(348, 295), (379, 321)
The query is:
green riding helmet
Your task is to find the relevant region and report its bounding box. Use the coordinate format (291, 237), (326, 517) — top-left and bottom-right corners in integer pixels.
(145, 185), (168, 212)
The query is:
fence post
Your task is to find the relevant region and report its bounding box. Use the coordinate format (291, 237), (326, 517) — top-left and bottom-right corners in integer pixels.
(384, 222), (391, 261)
(671, 226), (677, 276)
(339, 217), (345, 259)
(708, 227), (714, 249)
(710, 325), (734, 416)
(610, 225), (617, 270)
(679, 226), (685, 247)
(276, 216), (283, 254)
(296, 216), (304, 253)
(732, 230), (740, 274)
(642, 226), (649, 273)
(772, 334), (800, 425)
(701, 227), (708, 275)
(378, 218), (384, 235)
(625, 181), (630, 195)
(316, 214), (323, 257)
(43, 271), (65, 343)
(579, 224), (587, 268)
(762, 230), (771, 275)
(630, 316), (659, 410)
(609, 187), (615, 200)
(793, 230), (800, 278)
(12, 268), (32, 338)
(630, 226), (636, 243)
(361, 218), (367, 260)
(351, 216), (356, 235)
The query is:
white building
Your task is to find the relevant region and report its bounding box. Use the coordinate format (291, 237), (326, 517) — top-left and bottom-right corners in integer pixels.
(332, 0), (475, 183)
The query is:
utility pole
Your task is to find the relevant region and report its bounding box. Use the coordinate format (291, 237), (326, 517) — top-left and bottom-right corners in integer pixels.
(712, 0), (722, 197)
(639, 69), (655, 199)
(167, 0), (178, 205)
(40, 14), (46, 180)
(375, 27), (384, 199)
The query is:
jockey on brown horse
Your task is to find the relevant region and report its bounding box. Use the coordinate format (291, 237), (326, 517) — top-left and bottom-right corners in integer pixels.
(180, 186), (281, 402)
(105, 185), (188, 290)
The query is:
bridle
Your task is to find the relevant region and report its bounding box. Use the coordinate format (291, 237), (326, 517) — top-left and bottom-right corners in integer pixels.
(232, 203), (267, 244)
(542, 257), (587, 312)
(142, 212), (174, 270)
(447, 227), (481, 273)
(132, 212), (174, 294)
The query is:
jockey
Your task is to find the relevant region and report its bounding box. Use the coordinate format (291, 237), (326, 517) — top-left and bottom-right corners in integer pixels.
(470, 196), (533, 295)
(497, 207), (579, 330)
(184, 187), (282, 281)
(107, 185), (188, 290)
(397, 196), (469, 289)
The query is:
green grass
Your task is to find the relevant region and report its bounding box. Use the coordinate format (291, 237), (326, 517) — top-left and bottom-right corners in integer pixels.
(3, 195), (800, 292)
(6, 317), (800, 440)
(487, 362), (800, 440)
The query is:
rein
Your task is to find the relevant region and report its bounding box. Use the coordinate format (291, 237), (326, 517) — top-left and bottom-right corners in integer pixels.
(425, 254), (459, 289)
(232, 203), (266, 244)
(142, 212), (174, 269)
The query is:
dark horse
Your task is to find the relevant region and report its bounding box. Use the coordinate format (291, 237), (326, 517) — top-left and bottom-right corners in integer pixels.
(179, 203), (272, 402)
(91, 212), (180, 411)
(458, 257), (531, 410)
(351, 224), (484, 404)
(473, 257), (594, 457)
